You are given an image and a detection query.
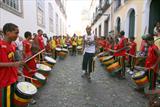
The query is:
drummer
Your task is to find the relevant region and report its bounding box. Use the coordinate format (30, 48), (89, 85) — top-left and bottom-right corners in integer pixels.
(22, 31), (37, 80)
(144, 34), (160, 90)
(110, 31), (128, 78)
(77, 36), (83, 47)
(128, 36), (137, 70)
(0, 23), (24, 107)
(51, 36), (57, 59)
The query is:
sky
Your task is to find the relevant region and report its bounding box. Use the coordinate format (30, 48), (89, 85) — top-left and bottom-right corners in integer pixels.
(66, 0), (92, 36)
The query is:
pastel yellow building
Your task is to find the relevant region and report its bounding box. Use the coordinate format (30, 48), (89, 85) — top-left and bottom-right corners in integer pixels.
(113, 0), (160, 50)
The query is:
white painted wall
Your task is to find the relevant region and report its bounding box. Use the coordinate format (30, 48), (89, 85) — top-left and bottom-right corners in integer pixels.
(0, 0), (67, 38)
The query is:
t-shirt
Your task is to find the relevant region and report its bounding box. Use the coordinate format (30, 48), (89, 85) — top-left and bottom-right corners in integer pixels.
(145, 44), (159, 72)
(129, 41), (137, 55)
(0, 40), (18, 88)
(84, 34), (95, 53)
(114, 36), (127, 56)
(37, 35), (45, 50)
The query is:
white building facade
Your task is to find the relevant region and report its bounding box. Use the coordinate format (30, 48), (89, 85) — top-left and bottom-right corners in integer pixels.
(0, 0), (67, 38)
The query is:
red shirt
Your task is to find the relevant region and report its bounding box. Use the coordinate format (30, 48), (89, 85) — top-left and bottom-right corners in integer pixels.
(22, 40), (36, 77)
(129, 41), (137, 55)
(38, 35), (45, 50)
(22, 40), (32, 58)
(0, 40), (18, 88)
(145, 44), (159, 72)
(114, 36), (127, 56)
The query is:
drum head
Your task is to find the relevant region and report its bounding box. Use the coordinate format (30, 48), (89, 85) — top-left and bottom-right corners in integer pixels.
(36, 64), (52, 71)
(77, 46), (82, 49)
(35, 72), (46, 80)
(61, 48), (68, 52)
(132, 71), (145, 79)
(103, 56), (113, 61)
(45, 56), (56, 64)
(17, 82), (37, 95)
(56, 48), (61, 51)
(68, 46), (72, 49)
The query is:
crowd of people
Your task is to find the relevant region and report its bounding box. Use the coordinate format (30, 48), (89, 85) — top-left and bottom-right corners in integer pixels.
(0, 22), (160, 107)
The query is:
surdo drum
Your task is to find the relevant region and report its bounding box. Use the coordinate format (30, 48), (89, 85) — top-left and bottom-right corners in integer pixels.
(14, 82), (37, 107)
(32, 72), (46, 88)
(36, 64), (52, 77)
(43, 56), (56, 68)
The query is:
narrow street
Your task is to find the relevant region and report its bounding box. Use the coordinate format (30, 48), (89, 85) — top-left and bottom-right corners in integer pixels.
(32, 55), (147, 107)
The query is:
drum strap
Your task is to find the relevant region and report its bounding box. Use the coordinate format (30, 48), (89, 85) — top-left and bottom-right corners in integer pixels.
(2, 83), (15, 107)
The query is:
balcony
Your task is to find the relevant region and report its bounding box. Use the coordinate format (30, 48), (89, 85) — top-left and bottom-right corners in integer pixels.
(114, 0), (121, 12)
(55, 0), (67, 19)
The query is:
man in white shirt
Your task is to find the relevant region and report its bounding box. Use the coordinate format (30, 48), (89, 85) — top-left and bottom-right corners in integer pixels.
(81, 26), (96, 81)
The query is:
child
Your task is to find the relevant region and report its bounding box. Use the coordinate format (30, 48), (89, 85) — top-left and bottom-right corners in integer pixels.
(128, 37), (137, 70)
(113, 31), (128, 78)
(22, 31), (37, 105)
(145, 34), (160, 90)
(0, 23), (24, 107)
(22, 31), (37, 80)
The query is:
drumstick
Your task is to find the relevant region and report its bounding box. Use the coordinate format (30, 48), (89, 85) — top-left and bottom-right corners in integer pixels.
(25, 49), (45, 63)
(21, 75), (37, 81)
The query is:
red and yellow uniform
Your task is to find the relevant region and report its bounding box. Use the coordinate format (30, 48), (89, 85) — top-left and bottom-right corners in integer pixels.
(22, 40), (36, 77)
(145, 44), (159, 90)
(37, 35), (45, 50)
(114, 36), (127, 57)
(129, 41), (137, 55)
(0, 40), (18, 107)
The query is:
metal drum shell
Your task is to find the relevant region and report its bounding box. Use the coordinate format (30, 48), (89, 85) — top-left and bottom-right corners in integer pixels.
(106, 62), (121, 73)
(134, 76), (148, 86)
(14, 82), (37, 107)
(102, 56), (114, 62)
(103, 59), (115, 66)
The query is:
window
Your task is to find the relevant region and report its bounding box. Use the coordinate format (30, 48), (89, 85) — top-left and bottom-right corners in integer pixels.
(1, 0), (23, 17)
(48, 3), (53, 32)
(99, 25), (101, 37)
(37, 0), (45, 27)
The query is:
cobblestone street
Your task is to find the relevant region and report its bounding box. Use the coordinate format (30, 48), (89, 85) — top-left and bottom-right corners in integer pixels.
(31, 55), (147, 107)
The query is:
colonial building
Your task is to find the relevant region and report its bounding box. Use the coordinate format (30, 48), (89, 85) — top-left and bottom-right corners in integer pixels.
(0, 0), (67, 37)
(91, 0), (160, 49)
(91, 0), (112, 37)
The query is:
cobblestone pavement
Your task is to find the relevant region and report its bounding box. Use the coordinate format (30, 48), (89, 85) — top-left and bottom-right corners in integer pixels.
(31, 54), (147, 107)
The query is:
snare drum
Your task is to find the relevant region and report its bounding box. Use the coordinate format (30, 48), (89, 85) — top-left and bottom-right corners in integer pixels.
(36, 64), (52, 77)
(32, 72), (46, 88)
(14, 82), (37, 107)
(132, 71), (148, 86)
(43, 56), (56, 67)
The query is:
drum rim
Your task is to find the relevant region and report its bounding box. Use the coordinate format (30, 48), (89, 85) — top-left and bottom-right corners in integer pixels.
(36, 64), (52, 71)
(16, 82), (37, 96)
(34, 72), (46, 80)
(44, 56), (56, 63)
(132, 71), (146, 80)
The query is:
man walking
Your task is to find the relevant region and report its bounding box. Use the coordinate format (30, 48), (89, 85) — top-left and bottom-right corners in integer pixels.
(82, 26), (96, 81)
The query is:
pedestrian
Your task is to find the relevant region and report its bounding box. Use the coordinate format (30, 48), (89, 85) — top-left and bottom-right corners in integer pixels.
(81, 26), (96, 81)
(0, 23), (24, 107)
(144, 34), (160, 90)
